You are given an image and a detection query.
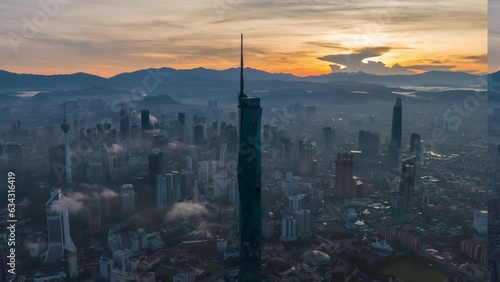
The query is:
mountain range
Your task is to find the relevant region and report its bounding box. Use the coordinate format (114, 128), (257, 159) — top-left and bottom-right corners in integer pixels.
(0, 68), (495, 92)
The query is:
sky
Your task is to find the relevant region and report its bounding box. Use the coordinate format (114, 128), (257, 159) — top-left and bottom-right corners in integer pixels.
(490, 0), (500, 73)
(0, 0), (488, 77)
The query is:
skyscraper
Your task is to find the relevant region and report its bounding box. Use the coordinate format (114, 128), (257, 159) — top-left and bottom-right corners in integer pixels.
(400, 157), (416, 214)
(358, 130), (379, 157)
(409, 133), (422, 161)
(121, 184), (135, 212)
(388, 98), (402, 168)
(322, 127), (333, 152)
(141, 109), (151, 133)
(60, 103), (72, 184)
(391, 98), (403, 149)
(178, 112), (186, 141)
(148, 151), (164, 188)
(45, 188), (77, 262)
(335, 152), (355, 200)
(237, 34), (262, 282)
(120, 103), (130, 139)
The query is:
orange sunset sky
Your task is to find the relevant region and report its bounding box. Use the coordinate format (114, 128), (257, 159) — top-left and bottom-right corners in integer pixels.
(0, 0), (488, 77)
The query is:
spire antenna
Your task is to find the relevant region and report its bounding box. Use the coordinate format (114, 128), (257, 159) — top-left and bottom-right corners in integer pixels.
(240, 33), (245, 98)
(63, 102), (67, 123)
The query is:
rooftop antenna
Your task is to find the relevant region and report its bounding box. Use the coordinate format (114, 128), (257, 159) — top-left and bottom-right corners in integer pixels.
(239, 33), (246, 99)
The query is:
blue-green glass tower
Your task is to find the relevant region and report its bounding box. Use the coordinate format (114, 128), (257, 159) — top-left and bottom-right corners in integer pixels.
(237, 34), (262, 282)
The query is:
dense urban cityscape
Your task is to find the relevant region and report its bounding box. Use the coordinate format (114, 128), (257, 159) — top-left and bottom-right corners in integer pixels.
(0, 30), (498, 281)
(1, 0), (499, 280)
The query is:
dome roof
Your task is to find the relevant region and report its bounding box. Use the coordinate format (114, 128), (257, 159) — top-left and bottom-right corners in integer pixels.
(300, 250), (331, 266)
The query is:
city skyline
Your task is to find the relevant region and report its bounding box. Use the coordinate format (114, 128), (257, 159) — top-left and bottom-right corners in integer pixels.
(0, 0), (487, 77)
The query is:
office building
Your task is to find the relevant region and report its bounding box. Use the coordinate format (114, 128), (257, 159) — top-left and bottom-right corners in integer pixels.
(237, 34), (262, 281)
(148, 151), (164, 188)
(45, 188), (77, 262)
(121, 184), (135, 212)
(120, 103), (130, 139)
(141, 109), (152, 133)
(400, 157), (416, 214)
(335, 152), (355, 200)
(281, 216), (297, 242)
(322, 127), (333, 152)
(358, 130), (379, 157)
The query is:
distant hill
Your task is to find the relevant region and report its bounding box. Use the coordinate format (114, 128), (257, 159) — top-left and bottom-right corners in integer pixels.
(0, 68), (491, 92)
(0, 70), (105, 90)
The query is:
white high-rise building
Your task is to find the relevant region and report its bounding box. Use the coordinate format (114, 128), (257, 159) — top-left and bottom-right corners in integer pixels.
(280, 216), (297, 242)
(156, 174), (168, 209)
(228, 177), (238, 204)
(45, 188), (77, 262)
(473, 210), (488, 234)
(87, 157), (104, 183)
(121, 184), (135, 212)
(68, 252), (78, 278)
(288, 196), (301, 211)
(295, 209), (311, 236)
(213, 174), (228, 198)
(172, 171), (181, 202)
(99, 256), (112, 281)
(197, 161), (209, 184)
(109, 154), (119, 182)
(220, 143), (227, 168)
(185, 156), (193, 171)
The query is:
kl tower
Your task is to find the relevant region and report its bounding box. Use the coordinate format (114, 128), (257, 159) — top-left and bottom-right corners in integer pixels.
(61, 103), (72, 184)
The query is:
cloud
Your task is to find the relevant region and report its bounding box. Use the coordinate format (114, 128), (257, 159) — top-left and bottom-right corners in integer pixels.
(404, 65), (455, 71)
(49, 192), (88, 214)
(165, 201), (209, 222)
(100, 188), (119, 199)
(318, 47), (416, 75)
(104, 143), (124, 154)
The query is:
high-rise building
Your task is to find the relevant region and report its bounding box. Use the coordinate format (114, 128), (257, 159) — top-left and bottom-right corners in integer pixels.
(280, 216), (297, 242)
(0, 143), (23, 175)
(295, 209), (311, 236)
(148, 151), (164, 188)
(388, 98), (403, 168)
(237, 34), (262, 282)
(409, 133), (422, 161)
(45, 188), (77, 262)
(61, 103), (72, 183)
(121, 184), (135, 212)
(229, 177), (238, 204)
(473, 210), (488, 234)
(156, 174), (168, 209)
(400, 157), (416, 214)
(131, 124), (141, 139)
(178, 113), (186, 141)
(288, 195), (301, 211)
(322, 127), (333, 152)
(87, 156), (104, 183)
(141, 109), (151, 133)
(120, 103), (130, 139)
(220, 143), (227, 168)
(358, 130), (379, 157)
(335, 152), (355, 200)
(391, 97), (403, 149)
(108, 154), (118, 182)
(193, 124), (205, 146)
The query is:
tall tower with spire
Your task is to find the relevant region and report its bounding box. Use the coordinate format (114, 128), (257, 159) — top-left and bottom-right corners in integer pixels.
(60, 102), (72, 184)
(237, 34), (262, 281)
